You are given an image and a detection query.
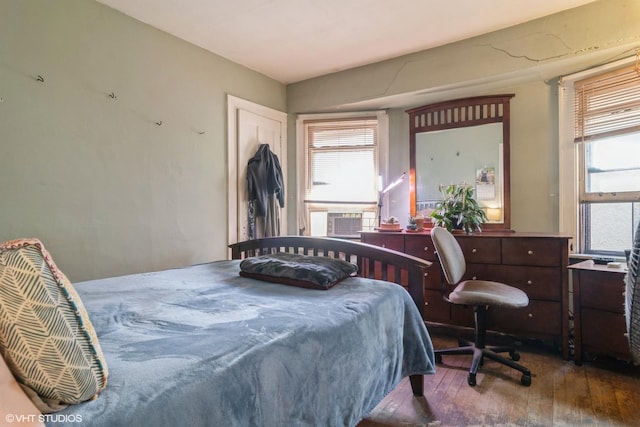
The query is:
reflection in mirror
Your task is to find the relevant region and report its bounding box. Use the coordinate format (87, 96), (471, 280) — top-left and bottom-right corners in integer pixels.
(415, 123), (503, 222)
(408, 95), (514, 231)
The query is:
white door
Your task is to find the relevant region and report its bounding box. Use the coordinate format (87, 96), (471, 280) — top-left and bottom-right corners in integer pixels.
(227, 95), (287, 246)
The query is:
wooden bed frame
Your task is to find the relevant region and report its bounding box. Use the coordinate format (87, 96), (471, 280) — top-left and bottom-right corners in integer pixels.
(228, 235), (432, 396)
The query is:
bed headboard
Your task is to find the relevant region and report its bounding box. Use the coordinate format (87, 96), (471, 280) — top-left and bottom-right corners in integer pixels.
(229, 236), (431, 320)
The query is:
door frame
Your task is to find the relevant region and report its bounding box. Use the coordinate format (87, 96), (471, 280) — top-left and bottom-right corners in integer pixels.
(227, 95), (287, 248)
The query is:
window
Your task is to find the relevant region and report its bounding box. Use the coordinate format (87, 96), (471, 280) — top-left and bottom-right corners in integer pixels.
(297, 112), (388, 237)
(561, 59), (640, 256)
(580, 134), (640, 254)
(306, 118), (378, 203)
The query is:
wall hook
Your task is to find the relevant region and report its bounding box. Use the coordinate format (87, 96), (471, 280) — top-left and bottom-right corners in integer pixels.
(108, 92), (117, 100)
(36, 75), (45, 82)
(155, 120), (163, 126)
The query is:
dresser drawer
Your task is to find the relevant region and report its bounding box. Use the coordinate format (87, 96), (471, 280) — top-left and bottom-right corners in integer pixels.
(404, 235), (437, 261)
(424, 266), (443, 290)
(502, 238), (562, 267)
(424, 289), (450, 323)
(488, 300), (561, 337)
(464, 264), (562, 301)
(451, 298), (561, 337)
(362, 233), (404, 251)
(581, 307), (631, 360)
(456, 237), (501, 264)
(450, 304), (475, 328)
(578, 270), (625, 313)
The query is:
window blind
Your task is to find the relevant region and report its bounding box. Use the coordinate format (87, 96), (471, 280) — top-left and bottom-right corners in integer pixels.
(574, 63), (640, 142)
(305, 117), (378, 203)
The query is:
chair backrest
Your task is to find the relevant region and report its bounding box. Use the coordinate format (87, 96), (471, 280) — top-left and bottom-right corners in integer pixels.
(625, 220), (640, 363)
(430, 227), (467, 285)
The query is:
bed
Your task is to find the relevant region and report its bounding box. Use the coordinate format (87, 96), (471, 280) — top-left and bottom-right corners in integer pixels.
(1, 236), (435, 427)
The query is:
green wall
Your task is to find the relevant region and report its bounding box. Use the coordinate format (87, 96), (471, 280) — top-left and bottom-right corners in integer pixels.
(0, 0), (286, 281)
(287, 0), (640, 232)
(2, 0), (640, 281)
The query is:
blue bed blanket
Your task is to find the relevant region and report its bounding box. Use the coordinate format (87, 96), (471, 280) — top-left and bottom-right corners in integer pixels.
(46, 260), (435, 427)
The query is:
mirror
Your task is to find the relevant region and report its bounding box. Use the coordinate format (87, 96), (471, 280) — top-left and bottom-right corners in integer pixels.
(408, 95), (514, 230)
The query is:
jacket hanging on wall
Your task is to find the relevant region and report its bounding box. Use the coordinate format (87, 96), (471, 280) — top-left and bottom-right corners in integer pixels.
(247, 144), (285, 239)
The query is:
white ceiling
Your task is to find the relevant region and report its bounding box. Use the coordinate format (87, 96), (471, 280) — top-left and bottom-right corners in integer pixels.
(96, 0), (597, 84)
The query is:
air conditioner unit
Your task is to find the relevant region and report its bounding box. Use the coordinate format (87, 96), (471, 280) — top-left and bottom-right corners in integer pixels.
(327, 212), (362, 238)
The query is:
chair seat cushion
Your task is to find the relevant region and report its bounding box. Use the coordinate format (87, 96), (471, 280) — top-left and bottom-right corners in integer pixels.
(448, 280), (529, 308)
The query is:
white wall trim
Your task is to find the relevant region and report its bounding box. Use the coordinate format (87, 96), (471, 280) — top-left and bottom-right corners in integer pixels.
(557, 80), (579, 251)
(557, 55), (636, 253)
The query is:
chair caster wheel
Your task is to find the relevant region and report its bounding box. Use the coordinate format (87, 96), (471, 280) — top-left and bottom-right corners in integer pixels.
(521, 374), (531, 386)
(467, 373), (477, 386)
(510, 350), (520, 361)
(435, 354), (442, 364)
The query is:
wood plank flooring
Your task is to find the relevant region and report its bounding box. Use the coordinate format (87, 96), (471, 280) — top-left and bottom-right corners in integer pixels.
(360, 333), (640, 426)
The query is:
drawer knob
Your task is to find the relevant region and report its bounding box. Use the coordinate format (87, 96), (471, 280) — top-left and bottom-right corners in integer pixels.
(472, 276), (477, 280)
(527, 280), (532, 285)
(424, 246), (429, 251)
(527, 250), (534, 255)
(382, 244), (386, 248)
(472, 248), (477, 253)
(528, 313), (533, 318)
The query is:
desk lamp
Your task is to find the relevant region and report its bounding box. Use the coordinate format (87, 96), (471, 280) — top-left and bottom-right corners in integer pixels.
(377, 172), (406, 228)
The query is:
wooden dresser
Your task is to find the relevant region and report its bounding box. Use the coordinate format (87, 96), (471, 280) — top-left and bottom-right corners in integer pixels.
(569, 260), (631, 364)
(361, 230), (572, 359)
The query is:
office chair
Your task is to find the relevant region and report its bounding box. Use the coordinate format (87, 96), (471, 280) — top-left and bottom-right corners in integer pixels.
(430, 227), (532, 386)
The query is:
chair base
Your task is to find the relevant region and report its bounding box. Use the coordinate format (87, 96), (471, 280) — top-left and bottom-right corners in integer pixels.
(435, 337), (532, 386)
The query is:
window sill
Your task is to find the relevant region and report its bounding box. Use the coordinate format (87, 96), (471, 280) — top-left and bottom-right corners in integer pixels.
(570, 253), (625, 262)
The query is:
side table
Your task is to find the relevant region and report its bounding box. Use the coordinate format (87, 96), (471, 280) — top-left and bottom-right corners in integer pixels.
(569, 260), (631, 365)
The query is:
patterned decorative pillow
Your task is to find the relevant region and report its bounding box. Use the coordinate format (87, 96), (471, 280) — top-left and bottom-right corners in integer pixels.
(0, 238), (108, 413)
(239, 252), (358, 290)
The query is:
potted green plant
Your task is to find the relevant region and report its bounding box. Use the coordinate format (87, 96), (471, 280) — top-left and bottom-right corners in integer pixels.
(430, 183), (488, 233)
(406, 213), (426, 231)
(379, 215), (401, 231)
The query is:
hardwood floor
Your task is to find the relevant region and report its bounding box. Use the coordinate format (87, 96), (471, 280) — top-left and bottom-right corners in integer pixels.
(360, 333), (640, 426)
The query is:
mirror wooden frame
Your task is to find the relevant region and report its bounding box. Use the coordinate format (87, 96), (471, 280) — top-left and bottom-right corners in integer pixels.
(408, 94), (514, 231)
